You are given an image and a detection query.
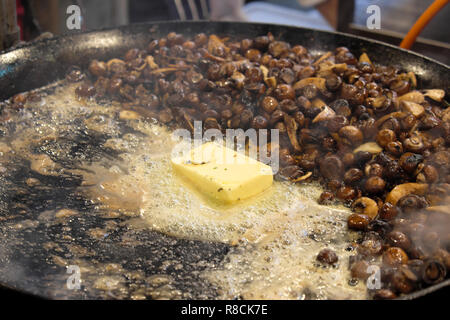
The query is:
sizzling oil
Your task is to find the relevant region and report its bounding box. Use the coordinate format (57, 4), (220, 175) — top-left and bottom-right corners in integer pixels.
(0, 82), (367, 299)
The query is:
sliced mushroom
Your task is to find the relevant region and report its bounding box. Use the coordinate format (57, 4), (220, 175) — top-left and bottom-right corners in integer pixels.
(423, 89), (445, 102)
(145, 55), (159, 69)
(332, 63), (348, 73)
(291, 171), (313, 182)
(265, 76), (277, 88)
(231, 71), (246, 89)
(312, 105), (335, 123)
(398, 91), (425, 104)
(442, 108), (450, 122)
(149, 66), (189, 75)
(369, 95), (387, 108)
(293, 77), (326, 92)
(313, 51), (333, 66)
(259, 65), (269, 79)
(208, 34), (228, 55)
(394, 72), (416, 90)
(180, 112), (195, 132)
(316, 61), (347, 76)
(385, 183), (428, 205)
(268, 41), (290, 58)
(119, 110), (140, 120)
(400, 101), (425, 118)
(353, 142), (382, 155)
(352, 197), (379, 220)
(284, 114), (301, 152)
(311, 98), (327, 109)
(366, 95), (394, 114)
(259, 65), (277, 88)
(359, 52), (372, 65)
(374, 111), (407, 128)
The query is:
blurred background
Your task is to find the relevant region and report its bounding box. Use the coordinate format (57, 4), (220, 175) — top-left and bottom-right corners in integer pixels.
(1, 0), (449, 63)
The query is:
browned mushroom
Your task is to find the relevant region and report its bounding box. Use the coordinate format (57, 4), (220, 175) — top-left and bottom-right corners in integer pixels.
(338, 126), (364, 146)
(385, 183), (428, 205)
(352, 197), (379, 220)
(400, 101), (425, 118)
(423, 89), (445, 102)
(293, 77), (326, 93)
(284, 114), (302, 152)
(312, 105), (335, 123)
(397, 91), (425, 105)
(353, 142), (382, 155)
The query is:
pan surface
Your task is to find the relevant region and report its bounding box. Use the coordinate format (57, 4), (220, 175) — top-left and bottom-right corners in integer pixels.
(0, 21), (448, 300)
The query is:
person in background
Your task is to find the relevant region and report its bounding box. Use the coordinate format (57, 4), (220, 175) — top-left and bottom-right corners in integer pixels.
(129, 0), (348, 31)
(16, 0), (347, 42)
(129, 0), (246, 22)
(299, 0), (353, 31)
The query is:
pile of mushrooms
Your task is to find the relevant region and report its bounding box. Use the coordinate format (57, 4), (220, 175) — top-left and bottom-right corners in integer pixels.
(64, 31), (449, 299)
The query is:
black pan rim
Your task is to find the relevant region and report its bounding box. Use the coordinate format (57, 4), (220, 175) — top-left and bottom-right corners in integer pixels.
(1, 277), (448, 300)
(1, 20), (449, 70)
(0, 281), (44, 300)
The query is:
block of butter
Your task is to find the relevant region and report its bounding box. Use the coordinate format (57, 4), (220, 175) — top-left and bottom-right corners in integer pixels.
(171, 142), (273, 203)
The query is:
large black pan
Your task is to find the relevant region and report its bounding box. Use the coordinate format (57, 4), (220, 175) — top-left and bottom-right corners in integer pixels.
(0, 21), (448, 300)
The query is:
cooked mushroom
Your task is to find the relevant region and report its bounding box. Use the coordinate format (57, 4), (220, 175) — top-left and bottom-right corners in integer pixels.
(313, 51), (333, 66)
(365, 176), (386, 194)
(338, 126), (364, 146)
(353, 142), (382, 155)
(383, 247), (409, 266)
(293, 77), (326, 93)
(423, 89), (445, 102)
(312, 105), (335, 123)
(320, 155), (343, 180)
(397, 194), (428, 214)
(291, 171), (313, 182)
(400, 101), (425, 118)
(284, 114), (301, 152)
(421, 259), (447, 284)
(106, 58), (126, 74)
(376, 129), (396, 148)
(348, 213), (370, 230)
(359, 52), (372, 65)
(89, 60), (107, 77)
(146, 55), (159, 69)
(385, 183), (428, 205)
(397, 91), (425, 104)
(352, 197), (379, 220)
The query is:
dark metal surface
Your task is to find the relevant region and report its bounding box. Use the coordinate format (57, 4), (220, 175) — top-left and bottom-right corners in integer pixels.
(1, 21), (449, 100)
(348, 24), (450, 66)
(0, 21), (448, 300)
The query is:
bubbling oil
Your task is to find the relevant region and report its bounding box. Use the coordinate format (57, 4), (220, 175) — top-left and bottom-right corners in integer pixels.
(2, 82), (367, 299)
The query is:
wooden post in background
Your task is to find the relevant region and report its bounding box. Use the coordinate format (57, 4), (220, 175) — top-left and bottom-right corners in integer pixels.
(0, 0), (4, 50)
(316, 0), (355, 32)
(0, 0), (20, 50)
(31, 0), (59, 34)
